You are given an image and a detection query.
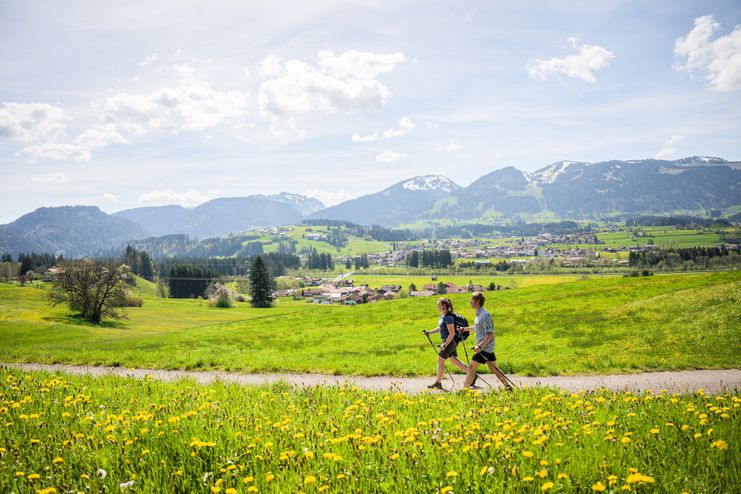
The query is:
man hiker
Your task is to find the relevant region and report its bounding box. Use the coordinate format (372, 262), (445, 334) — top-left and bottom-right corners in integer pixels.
(462, 291), (512, 390)
(424, 297), (468, 390)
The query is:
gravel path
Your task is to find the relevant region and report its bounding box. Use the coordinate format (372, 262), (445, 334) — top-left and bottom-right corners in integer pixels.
(2, 363), (739, 395)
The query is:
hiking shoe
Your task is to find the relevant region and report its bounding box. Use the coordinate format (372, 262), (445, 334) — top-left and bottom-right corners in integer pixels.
(472, 373), (478, 386)
(427, 382), (443, 390)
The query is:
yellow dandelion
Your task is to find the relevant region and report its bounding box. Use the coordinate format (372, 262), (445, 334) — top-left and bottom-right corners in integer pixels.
(711, 440), (728, 450)
(542, 482), (554, 492)
(319, 487), (329, 493)
(225, 489), (237, 494)
(390, 453), (400, 460)
(479, 466), (488, 476)
(523, 450), (534, 458)
(211, 488), (220, 494)
(336, 474), (346, 480)
(592, 482), (606, 492)
(523, 476), (534, 482)
(446, 471), (458, 478)
(243, 476), (254, 484)
(265, 472), (274, 482)
(440, 486), (453, 494)
(247, 487), (258, 493)
(28, 473), (41, 480)
(304, 475), (317, 485)
(650, 428), (660, 435)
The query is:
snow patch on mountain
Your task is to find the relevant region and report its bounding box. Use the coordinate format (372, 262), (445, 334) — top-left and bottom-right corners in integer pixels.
(401, 175), (459, 192)
(531, 161), (586, 184)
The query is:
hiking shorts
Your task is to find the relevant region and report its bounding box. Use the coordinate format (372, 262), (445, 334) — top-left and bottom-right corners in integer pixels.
(438, 341), (459, 359)
(472, 350), (496, 364)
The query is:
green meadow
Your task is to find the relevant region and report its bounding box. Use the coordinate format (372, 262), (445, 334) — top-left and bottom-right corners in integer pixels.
(1, 272), (739, 377)
(0, 368), (738, 494)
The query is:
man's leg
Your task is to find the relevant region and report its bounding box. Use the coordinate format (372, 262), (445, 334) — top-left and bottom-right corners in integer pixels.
(486, 361), (512, 389)
(464, 360), (480, 387)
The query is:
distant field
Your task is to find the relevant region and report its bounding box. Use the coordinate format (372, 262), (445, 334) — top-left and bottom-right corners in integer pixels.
(349, 274), (589, 290)
(1, 272), (738, 377)
(596, 228), (724, 249)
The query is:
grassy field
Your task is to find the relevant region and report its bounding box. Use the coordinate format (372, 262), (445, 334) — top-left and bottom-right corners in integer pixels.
(0, 368), (738, 493)
(0, 272), (739, 377)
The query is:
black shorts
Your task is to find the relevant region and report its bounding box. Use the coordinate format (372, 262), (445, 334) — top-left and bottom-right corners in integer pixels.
(438, 341), (459, 359)
(472, 350), (496, 364)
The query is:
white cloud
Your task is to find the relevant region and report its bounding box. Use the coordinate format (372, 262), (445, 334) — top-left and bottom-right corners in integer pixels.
(30, 172), (66, 183)
(137, 188), (212, 207)
(654, 134), (685, 159)
(258, 50), (407, 135)
(139, 53), (158, 67)
(99, 78), (249, 135)
(74, 125), (128, 150)
(382, 117), (415, 138)
(0, 102), (68, 142)
(528, 38), (615, 83)
(444, 139), (463, 151)
(376, 150), (407, 163)
(352, 130), (379, 142)
(674, 15), (741, 92)
(102, 193), (119, 203)
(17, 143), (91, 161)
(425, 121), (439, 128)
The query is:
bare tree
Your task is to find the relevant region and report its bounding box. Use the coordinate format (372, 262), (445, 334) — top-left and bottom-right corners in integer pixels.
(48, 259), (131, 323)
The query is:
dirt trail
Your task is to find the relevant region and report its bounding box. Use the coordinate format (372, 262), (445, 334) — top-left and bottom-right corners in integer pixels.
(2, 363), (739, 395)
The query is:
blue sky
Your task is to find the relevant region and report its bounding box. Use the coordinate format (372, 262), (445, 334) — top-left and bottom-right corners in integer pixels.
(1, 0), (740, 223)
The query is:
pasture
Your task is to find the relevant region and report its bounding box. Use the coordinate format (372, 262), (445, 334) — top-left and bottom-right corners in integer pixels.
(0, 272), (738, 377)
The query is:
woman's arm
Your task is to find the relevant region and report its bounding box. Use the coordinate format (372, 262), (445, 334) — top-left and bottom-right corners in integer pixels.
(441, 323), (456, 348)
(424, 327), (440, 335)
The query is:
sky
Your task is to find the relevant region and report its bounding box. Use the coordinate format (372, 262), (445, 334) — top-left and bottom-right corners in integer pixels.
(1, 0), (740, 223)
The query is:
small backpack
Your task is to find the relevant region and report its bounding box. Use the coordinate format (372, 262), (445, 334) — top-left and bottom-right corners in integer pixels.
(452, 313), (469, 342)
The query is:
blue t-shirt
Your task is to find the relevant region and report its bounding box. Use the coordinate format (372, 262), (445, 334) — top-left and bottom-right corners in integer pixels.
(438, 313), (456, 341)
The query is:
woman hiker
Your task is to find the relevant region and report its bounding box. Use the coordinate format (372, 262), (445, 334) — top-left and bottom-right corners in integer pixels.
(424, 297), (469, 390)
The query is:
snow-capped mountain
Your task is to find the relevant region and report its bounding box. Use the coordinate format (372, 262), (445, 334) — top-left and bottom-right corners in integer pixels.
(306, 175), (460, 225)
(401, 175), (459, 192)
(267, 192), (325, 215)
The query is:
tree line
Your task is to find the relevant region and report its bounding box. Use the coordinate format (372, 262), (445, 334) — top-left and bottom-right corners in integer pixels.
(405, 249), (453, 268)
(628, 246), (738, 269)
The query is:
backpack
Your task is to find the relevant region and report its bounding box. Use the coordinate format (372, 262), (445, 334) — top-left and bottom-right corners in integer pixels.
(452, 313), (469, 342)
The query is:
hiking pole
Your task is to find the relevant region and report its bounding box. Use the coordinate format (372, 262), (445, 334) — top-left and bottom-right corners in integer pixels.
(423, 330), (456, 390)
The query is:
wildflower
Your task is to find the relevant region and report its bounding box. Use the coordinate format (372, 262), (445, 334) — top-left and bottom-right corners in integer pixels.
(16, 472), (24, 477)
(650, 428), (659, 434)
(711, 440), (728, 450)
(304, 475), (317, 485)
(28, 473), (41, 480)
(265, 472), (274, 482)
(523, 476), (534, 482)
(390, 453), (400, 460)
(479, 466), (488, 476)
(226, 489), (237, 494)
(558, 473), (569, 479)
(440, 487), (453, 494)
(592, 482), (606, 492)
(446, 471), (458, 478)
(304, 451), (315, 460)
(211, 488), (220, 494)
(96, 469), (107, 479)
(243, 476), (254, 484)
(542, 482), (554, 492)
(319, 487), (329, 493)
(538, 469), (548, 478)
(522, 450), (534, 458)
(336, 474), (346, 480)
(247, 487), (258, 493)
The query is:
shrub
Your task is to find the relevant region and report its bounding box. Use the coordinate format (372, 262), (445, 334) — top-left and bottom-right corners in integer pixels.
(208, 283), (235, 308)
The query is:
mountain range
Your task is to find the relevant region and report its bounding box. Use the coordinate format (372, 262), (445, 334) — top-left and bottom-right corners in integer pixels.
(1, 156), (739, 257)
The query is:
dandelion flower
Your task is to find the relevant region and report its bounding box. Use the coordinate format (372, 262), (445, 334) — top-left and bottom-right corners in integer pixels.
(479, 466), (488, 476)
(226, 489), (237, 494)
(265, 472), (274, 482)
(558, 473), (569, 480)
(247, 487), (258, 493)
(446, 471), (458, 478)
(28, 473), (41, 480)
(592, 482), (606, 492)
(538, 469), (547, 478)
(304, 475), (317, 485)
(711, 440), (728, 450)
(440, 486), (453, 494)
(542, 482), (554, 492)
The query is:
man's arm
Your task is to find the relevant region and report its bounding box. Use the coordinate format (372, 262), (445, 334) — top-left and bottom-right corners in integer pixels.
(473, 332), (493, 353)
